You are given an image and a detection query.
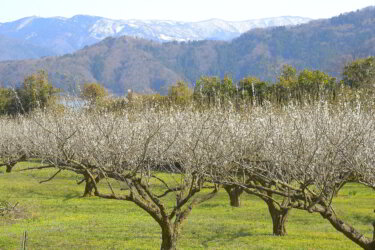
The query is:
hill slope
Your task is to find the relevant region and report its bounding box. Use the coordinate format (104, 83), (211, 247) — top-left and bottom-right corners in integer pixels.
(0, 15), (311, 59)
(0, 35), (53, 61)
(0, 7), (374, 94)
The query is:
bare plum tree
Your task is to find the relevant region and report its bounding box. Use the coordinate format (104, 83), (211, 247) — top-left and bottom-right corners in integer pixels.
(218, 103), (375, 249)
(8, 100), (375, 249)
(0, 117), (28, 173)
(208, 105), (293, 236)
(23, 108), (241, 250)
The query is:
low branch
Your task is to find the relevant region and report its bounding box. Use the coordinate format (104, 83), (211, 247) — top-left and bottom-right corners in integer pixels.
(156, 187), (183, 198)
(175, 186), (219, 225)
(17, 165), (56, 172)
(76, 178), (86, 185)
(243, 187), (282, 209)
(95, 192), (132, 201)
(151, 175), (171, 190)
(39, 169), (62, 184)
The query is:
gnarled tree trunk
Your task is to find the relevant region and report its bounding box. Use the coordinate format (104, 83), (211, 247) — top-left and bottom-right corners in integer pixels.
(319, 207), (375, 250)
(265, 199), (289, 236)
(82, 174), (101, 197)
(5, 162), (17, 173)
(160, 224), (178, 250)
(224, 185), (243, 207)
(245, 188), (290, 236)
(3, 155), (27, 173)
(6, 164), (13, 173)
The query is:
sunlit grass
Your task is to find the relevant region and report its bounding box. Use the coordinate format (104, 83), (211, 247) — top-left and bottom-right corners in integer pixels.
(0, 162), (373, 249)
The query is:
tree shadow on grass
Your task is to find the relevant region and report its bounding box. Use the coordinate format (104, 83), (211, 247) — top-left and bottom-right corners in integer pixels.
(23, 189), (54, 198)
(25, 189), (81, 201)
(229, 228), (254, 240)
(201, 228), (255, 248)
(199, 203), (226, 209)
(63, 192), (81, 201)
(352, 214), (375, 225)
(26, 159), (44, 163)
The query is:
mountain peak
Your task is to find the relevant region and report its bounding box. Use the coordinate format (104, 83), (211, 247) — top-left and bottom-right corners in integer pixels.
(16, 16), (38, 30)
(0, 6), (374, 95)
(0, 14), (311, 59)
(70, 14), (101, 20)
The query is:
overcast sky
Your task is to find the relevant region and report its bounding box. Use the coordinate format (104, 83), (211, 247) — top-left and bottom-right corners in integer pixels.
(0, 0), (374, 22)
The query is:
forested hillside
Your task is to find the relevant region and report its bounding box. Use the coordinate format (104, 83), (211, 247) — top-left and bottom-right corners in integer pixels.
(0, 35), (53, 61)
(0, 7), (374, 94)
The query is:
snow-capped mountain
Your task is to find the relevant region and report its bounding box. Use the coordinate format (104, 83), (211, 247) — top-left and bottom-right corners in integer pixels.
(88, 16), (311, 42)
(0, 15), (311, 59)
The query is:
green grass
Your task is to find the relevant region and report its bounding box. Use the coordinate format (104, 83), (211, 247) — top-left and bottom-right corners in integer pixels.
(0, 162), (374, 249)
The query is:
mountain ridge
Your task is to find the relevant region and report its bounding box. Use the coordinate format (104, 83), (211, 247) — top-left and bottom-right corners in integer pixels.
(0, 7), (374, 94)
(0, 15), (311, 59)
(0, 34), (53, 61)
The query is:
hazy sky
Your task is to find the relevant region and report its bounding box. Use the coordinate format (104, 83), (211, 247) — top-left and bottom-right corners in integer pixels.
(0, 0), (374, 22)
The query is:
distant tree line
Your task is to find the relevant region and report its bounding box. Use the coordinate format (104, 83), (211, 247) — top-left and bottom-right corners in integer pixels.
(127, 57), (375, 110)
(0, 70), (59, 115)
(1, 57), (375, 115)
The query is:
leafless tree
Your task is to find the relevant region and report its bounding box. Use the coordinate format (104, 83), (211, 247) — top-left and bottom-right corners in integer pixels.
(207, 105), (293, 235)
(214, 103), (375, 249)
(22, 108), (237, 250)
(0, 116), (28, 173)
(3, 100), (375, 249)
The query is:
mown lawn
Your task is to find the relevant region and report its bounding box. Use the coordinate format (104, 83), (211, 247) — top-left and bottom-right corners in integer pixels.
(0, 162), (374, 249)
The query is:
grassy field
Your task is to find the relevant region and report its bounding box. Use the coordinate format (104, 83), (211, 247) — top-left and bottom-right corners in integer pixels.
(0, 162), (374, 249)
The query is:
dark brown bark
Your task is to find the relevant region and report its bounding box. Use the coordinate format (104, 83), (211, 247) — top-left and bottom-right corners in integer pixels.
(244, 186), (290, 236)
(5, 165), (13, 173)
(85, 167), (217, 250)
(82, 174), (101, 197)
(265, 199), (289, 236)
(224, 185), (243, 207)
(3, 155), (26, 173)
(5, 161), (18, 173)
(319, 207), (375, 250)
(83, 180), (94, 197)
(160, 224), (178, 250)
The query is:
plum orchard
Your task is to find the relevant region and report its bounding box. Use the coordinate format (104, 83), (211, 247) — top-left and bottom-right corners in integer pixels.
(0, 117), (28, 173)
(18, 108), (228, 250)
(211, 104), (375, 249)
(1, 103), (375, 250)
